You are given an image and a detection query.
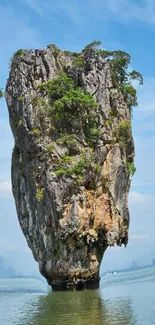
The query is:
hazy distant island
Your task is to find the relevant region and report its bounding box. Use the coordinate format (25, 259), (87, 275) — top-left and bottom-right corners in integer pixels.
(101, 258), (155, 276)
(0, 256), (43, 281)
(0, 256), (15, 278)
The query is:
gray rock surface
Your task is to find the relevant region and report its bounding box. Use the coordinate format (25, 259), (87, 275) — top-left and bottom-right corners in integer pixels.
(6, 45), (134, 290)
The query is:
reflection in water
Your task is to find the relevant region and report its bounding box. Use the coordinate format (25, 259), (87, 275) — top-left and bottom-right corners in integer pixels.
(27, 289), (136, 325)
(1, 268), (155, 324)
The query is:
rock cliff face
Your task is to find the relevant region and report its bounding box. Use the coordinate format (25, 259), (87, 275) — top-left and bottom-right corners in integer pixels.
(6, 44), (134, 290)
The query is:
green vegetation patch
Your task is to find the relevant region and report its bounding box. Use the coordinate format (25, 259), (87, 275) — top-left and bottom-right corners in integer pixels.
(0, 89), (3, 98)
(13, 49), (25, 57)
(17, 96), (24, 102)
(26, 42), (142, 185)
(84, 127), (100, 146)
(126, 162), (136, 178)
(18, 119), (23, 127)
(53, 88), (97, 121)
(82, 40), (102, 52)
(38, 72), (74, 100)
(54, 151), (96, 186)
(72, 57), (85, 68)
(37, 72), (99, 146)
(10, 49), (26, 67)
(82, 41), (143, 112)
(56, 134), (77, 146)
(36, 188), (44, 202)
(46, 143), (55, 154)
(29, 128), (41, 136)
(113, 120), (132, 148)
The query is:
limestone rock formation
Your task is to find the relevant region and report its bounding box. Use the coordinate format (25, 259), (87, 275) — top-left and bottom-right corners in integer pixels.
(6, 44), (135, 290)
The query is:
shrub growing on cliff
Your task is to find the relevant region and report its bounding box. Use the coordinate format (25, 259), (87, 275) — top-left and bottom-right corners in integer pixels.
(82, 41), (143, 112)
(14, 49), (25, 57)
(82, 40), (102, 52)
(109, 51), (143, 111)
(120, 84), (137, 111)
(29, 128), (41, 136)
(55, 169), (66, 177)
(110, 51), (131, 85)
(52, 87), (98, 145)
(55, 151), (95, 182)
(34, 72), (100, 145)
(56, 134), (77, 146)
(10, 49), (26, 67)
(46, 143), (55, 154)
(128, 70), (143, 85)
(126, 162), (136, 178)
(84, 127), (100, 146)
(36, 188), (44, 201)
(114, 120), (132, 148)
(53, 88), (97, 121)
(59, 154), (73, 165)
(17, 96), (24, 102)
(38, 72), (74, 100)
(72, 57), (85, 68)
(0, 89), (3, 98)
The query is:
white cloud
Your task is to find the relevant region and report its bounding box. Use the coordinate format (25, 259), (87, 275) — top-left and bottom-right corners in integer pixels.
(129, 191), (153, 205)
(136, 78), (155, 117)
(131, 181), (153, 188)
(0, 180), (12, 197)
(24, 0), (155, 25)
(102, 0), (155, 25)
(131, 133), (155, 189)
(24, 0), (44, 16)
(24, 0), (88, 23)
(130, 232), (154, 241)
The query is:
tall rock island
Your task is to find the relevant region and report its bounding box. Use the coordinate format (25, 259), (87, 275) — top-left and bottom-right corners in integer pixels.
(6, 42), (141, 290)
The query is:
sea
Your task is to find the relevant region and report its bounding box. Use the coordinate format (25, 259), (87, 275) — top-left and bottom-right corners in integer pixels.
(0, 266), (155, 325)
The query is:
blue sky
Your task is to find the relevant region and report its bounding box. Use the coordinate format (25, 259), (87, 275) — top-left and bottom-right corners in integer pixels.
(0, 0), (155, 274)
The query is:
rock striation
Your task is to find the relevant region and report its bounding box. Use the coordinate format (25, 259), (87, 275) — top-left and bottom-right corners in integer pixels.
(6, 44), (135, 290)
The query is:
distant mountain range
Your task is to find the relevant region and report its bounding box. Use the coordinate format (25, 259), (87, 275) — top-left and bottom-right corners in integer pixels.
(101, 258), (155, 277)
(0, 256), (45, 282)
(0, 256), (39, 279)
(0, 256), (16, 278)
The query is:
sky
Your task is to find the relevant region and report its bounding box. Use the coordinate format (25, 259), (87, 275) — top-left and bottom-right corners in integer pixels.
(0, 0), (155, 274)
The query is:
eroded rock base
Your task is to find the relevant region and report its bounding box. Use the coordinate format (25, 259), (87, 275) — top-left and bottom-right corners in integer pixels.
(51, 277), (100, 291)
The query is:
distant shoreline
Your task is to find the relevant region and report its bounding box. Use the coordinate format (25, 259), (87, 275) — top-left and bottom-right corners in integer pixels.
(101, 263), (155, 277)
(0, 275), (45, 283)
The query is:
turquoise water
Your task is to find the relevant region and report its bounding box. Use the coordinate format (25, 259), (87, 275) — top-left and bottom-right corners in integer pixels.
(0, 267), (155, 324)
